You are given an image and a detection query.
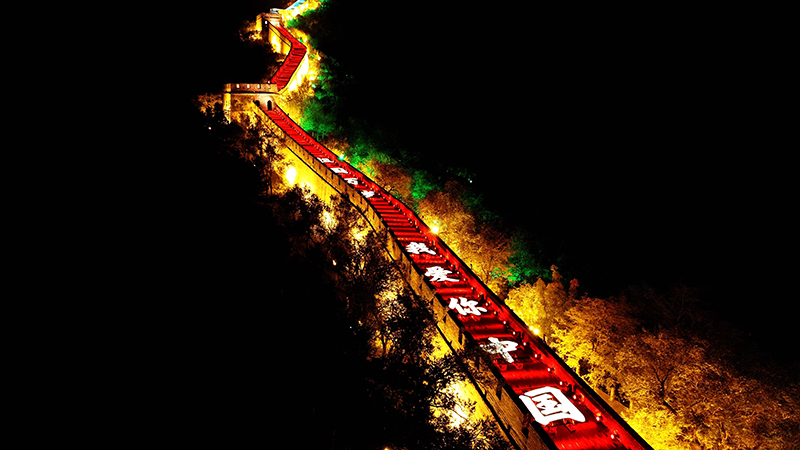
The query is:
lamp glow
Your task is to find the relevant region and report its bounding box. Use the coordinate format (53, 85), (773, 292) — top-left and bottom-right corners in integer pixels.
(286, 166), (297, 185)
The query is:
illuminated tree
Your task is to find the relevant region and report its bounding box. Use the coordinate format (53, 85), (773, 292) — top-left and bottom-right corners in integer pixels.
(469, 223), (512, 296)
(324, 198), (401, 336)
(551, 281), (800, 450)
(376, 296), (511, 450)
(255, 184), (514, 450)
(409, 168), (439, 202)
(268, 185), (328, 254)
(505, 280), (544, 334)
(659, 343), (800, 450)
(551, 295), (638, 391)
(505, 266), (572, 343)
(253, 133), (284, 197)
(373, 159), (414, 203)
(615, 330), (694, 409)
(606, 331), (696, 447)
(621, 406), (686, 450)
(417, 180), (479, 263)
(539, 266), (573, 342)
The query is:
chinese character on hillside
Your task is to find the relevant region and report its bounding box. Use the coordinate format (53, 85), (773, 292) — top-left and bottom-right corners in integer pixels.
(361, 190), (375, 198)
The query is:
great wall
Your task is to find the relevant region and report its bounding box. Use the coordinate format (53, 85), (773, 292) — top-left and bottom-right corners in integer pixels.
(220, 4), (654, 449)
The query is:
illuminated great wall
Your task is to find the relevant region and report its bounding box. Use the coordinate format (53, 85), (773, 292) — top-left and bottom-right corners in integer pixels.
(227, 5), (654, 450)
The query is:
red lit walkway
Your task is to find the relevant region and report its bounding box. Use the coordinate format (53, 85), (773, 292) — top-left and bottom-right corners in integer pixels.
(227, 23), (307, 94)
(268, 25), (307, 91)
(249, 21), (652, 450)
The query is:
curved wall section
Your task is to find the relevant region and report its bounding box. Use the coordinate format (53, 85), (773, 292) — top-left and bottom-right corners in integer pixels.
(266, 23), (308, 92)
(256, 102), (652, 450)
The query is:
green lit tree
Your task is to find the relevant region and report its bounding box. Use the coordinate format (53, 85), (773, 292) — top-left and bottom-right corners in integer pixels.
(507, 230), (551, 286)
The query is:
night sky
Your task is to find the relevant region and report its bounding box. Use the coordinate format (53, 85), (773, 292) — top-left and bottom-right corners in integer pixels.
(325, 2), (795, 360)
(156, 2), (795, 362)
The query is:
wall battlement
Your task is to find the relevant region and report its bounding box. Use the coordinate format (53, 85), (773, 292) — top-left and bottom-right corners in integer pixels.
(224, 83), (278, 93)
(225, 14), (309, 120)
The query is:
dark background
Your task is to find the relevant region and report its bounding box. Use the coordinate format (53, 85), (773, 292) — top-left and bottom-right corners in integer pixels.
(149, 1), (795, 363)
(297, 1), (796, 359)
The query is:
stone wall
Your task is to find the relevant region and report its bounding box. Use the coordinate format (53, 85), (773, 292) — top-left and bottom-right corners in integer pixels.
(265, 20), (294, 55)
(253, 105), (555, 450)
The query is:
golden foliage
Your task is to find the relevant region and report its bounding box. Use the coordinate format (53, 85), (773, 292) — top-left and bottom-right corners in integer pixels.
(505, 280), (545, 333)
(552, 291), (800, 449)
(193, 93), (224, 113)
(505, 266), (573, 343)
(622, 407), (686, 450)
(373, 160), (414, 203)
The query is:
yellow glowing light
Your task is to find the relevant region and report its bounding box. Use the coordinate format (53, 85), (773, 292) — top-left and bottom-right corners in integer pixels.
(351, 227), (368, 243)
(430, 225), (439, 234)
(285, 166), (297, 185)
(322, 210), (336, 230)
(530, 327), (540, 335)
(270, 34), (281, 52)
(284, 52), (310, 93)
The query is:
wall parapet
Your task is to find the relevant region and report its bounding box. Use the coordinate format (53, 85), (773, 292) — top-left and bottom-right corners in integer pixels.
(224, 83), (278, 93)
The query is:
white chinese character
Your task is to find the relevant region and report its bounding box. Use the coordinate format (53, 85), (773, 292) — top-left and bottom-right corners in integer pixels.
(519, 387), (586, 425)
(344, 177), (359, 185)
(361, 190), (375, 198)
(331, 167), (349, 174)
(425, 266), (459, 283)
(448, 297), (487, 316)
(318, 157), (334, 163)
(481, 337), (519, 363)
(406, 242), (436, 255)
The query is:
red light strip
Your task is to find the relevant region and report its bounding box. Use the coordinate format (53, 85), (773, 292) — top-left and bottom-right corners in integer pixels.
(268, 24), (308, 91)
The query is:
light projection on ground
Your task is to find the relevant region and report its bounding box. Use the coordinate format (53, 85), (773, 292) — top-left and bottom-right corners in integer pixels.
(406, 242), (437, 256)
(481, 337), (519, 363)
(519, 386), (586, 425)
(425, 266), (460, 283)
(448, 297), (487, 316)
